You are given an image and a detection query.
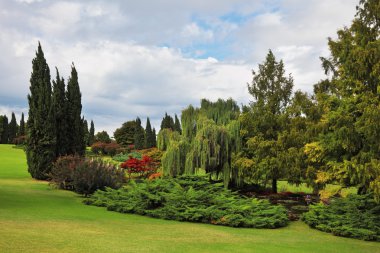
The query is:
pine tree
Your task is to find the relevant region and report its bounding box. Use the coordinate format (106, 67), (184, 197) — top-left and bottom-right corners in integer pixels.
(134, 117), (145, 150)
(174, 114), (182, 134)
(8, 112), (17, 143)
(88, 120), (95, 145)
(66, 64), (85, 156)
(245, 50), (294, 193)
(18, 113), (25, 136)
(52, 68), (68, 157)
(26, 42), (56, 179)
(145, 117), (155, 148)
(0, 115), (8, 144)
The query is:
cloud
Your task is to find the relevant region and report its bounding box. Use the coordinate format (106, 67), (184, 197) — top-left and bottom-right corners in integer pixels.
(0, 0), (360, 134)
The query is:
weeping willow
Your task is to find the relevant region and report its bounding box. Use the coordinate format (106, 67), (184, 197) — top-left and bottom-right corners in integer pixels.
(160, 98), (242, 187)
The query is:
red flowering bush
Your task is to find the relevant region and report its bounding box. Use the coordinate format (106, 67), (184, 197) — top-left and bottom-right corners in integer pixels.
(121, 155), (157, 179)
(91, 141), (122, 156)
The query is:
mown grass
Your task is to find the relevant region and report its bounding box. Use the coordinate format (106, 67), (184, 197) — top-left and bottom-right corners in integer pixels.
(0, 144), (379, 253)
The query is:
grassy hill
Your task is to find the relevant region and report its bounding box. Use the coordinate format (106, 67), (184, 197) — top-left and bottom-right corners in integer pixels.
(0, 144), (379, 253)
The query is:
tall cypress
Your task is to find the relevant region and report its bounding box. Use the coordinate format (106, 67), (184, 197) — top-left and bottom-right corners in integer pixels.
(83, 119), (89, 147)
(0, 115), (8, 144)
(8, 112), (17, 143)
(52, 68), (68, 157)
(26, 42), (56, 179)
(134, 117), (145, 150)
(66, 64), (85, 156)
(19, 113), (25, 136)
(88, 120), (95, 145)
(174, 114), (182, 134)
(145, 117), (155, 148)
(152, 128), (157, 147)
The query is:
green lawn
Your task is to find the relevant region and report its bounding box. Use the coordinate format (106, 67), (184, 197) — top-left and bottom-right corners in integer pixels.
(0, 144), (379, 253)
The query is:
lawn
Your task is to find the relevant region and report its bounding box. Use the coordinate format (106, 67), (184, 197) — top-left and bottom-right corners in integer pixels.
(0, 144), (379, 253)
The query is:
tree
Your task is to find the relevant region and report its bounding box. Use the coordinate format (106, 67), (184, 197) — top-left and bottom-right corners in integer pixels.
(83, 119), (89, 147)
(174, 114), (182, 134)
(134, 117), (145, 150)
(159, 98), (241, 187)
(0, 115), (8, 144)
(242, 50), (294, 193)
(52, 68), (68, 157)
(26, 42), (56, 179)
(310, 0), (380, 199)
(88, 120), (95, 146)
(66, 64), (85, 156)
(145, 117), (156, 148)
(8, 112), (17, 144)
(114, 120), (137, 147)
(95, 131), (111, 143)
(160, 113), (174, 131)
(152, 128), (157, 147)
(18, 113), (25, 136)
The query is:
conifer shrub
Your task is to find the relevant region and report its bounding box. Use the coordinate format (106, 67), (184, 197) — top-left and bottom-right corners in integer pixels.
(51, 156), (125, 196)
(84, 176), (288, 228)
(302, 194), (380, 241)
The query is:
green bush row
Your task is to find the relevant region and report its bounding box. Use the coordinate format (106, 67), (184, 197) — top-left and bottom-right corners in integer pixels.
(84, 176), (289, 228)
(302, 194), (380, 241)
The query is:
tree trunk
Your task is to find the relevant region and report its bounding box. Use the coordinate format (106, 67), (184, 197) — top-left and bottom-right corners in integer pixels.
(272, 178), (277, 193)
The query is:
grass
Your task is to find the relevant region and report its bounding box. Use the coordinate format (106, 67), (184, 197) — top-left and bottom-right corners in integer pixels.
(0, 144), (379, 253)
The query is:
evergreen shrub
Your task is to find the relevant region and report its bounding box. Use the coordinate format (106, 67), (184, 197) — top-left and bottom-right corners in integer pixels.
(302, 194), (380, 241)
(84, 176), (288, 228)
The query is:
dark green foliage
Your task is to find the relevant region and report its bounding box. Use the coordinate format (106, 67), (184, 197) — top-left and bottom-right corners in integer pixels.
(302, 194), (380, 241)
(18, 113), (25, 137)
(84, 176), (288, 228)
(239, 50), (294, 193)
(134, 117), (145, 150)
(50, 155), (125, 196)
(52, 68), (68, 157)
(174, 114), (182, 134)
(160, 113), (175, 131)
(66, 64), (85, 156)
(8, 113), (18, 144)
(114, 120), (137, 147)
(88, 120), (95, 146)
(152, 128), (157, 147)
(144, 117), (155, 148)
(0, 115), (9, 144)
(83, 119), (89, 147)
(95, 131), (111, 143)
(26, 43), (56, 180)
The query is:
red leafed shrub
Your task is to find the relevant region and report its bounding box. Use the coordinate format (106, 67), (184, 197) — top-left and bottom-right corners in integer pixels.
(121, 155), (157, 179)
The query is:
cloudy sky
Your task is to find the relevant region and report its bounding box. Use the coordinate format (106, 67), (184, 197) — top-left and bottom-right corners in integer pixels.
(0, 0), (358, 135)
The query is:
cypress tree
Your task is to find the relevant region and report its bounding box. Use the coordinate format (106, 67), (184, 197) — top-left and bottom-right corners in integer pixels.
(8, 112), (17, 143)
(145, 117), (155, 148)
(19, 113), (25, 136)
(134, 117), (145, 150)
(66, 64), (85, 156)
(83, 119), (89, 147)
(88, 120), (95, 145)
(160, 113), (175, 131)
(52, 68), (68, 157)
(152, 128), (157, 147)
(174, 114), (182, 134)
(0, 115), (8, 144)
(26, 42), (56, 179)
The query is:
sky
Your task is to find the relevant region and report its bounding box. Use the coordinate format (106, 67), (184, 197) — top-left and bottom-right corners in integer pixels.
(0, 0), (358, 135)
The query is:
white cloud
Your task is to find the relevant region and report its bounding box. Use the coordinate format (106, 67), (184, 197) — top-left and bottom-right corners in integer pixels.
(0, 0), (360, 134)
